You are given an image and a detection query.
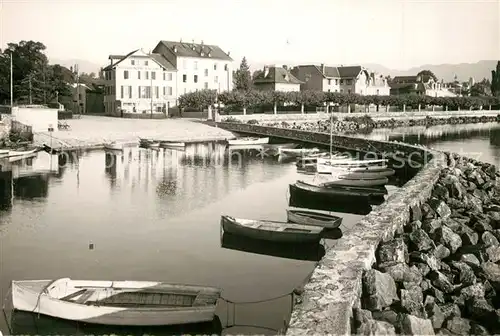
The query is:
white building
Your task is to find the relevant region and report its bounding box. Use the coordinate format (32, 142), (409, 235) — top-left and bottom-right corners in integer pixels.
(152, 40), (234, 96)
(70, 83), (90, 114)
(101, 49), (177, 116)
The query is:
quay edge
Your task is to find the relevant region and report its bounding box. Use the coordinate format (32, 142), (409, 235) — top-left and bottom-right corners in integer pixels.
(215, 121), (448, 335)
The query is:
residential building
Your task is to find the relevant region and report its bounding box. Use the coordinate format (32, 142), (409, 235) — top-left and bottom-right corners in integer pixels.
(290, 64), (390, 95)
(390, 75), (457, 97)
(152, 40), (233, 96)
(70, 83), (90, 114)
(101, 49), (177, 116)
(253, 65), (303, 91)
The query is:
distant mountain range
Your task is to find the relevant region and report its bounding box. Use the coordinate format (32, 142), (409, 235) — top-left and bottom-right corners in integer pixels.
(49, 57), (498, 83)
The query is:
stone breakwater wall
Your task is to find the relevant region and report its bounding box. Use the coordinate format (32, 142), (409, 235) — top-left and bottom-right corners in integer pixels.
(216, 121), (500, 335)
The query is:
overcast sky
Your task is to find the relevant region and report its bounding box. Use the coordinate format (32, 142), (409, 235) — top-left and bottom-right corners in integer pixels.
(1, 0), (499, 70)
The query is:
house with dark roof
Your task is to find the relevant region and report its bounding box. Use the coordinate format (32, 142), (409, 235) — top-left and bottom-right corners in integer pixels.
(152, 40), (234, 95)
(253, 65), (303, 92)
(290, 64), (390, 95)
(390, 75), (457, 97)
(101, 49), (177, 116)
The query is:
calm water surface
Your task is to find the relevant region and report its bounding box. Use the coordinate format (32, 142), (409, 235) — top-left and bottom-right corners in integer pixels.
(1, 122), (497, 335)
(0, 143), (376, 335)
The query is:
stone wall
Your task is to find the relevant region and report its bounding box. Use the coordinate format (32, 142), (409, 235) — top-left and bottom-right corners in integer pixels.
(355, 154), (500, 335)
(223, 110), (500, 122)
(214, 122), (465, 335)
(0, 114), (12, 142)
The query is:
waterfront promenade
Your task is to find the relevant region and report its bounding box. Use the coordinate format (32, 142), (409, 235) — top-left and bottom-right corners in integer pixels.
(33, 116), (236, 150)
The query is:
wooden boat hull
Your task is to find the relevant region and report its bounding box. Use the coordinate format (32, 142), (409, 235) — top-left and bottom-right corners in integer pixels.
(227, 137), (269, 146)
(220, 215), (322, 243)
(317, 163), (388, 174)
(291, 180), (387, 198)
(278, 148), (319, 157)
(330, 168), (395, 179)
(287, 209), (342, 228)
(11, 279), (220, 326)
(321, 176), (389, 187)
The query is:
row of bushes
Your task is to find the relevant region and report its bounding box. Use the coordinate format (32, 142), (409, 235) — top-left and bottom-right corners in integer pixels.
(178, 89), (500, 111)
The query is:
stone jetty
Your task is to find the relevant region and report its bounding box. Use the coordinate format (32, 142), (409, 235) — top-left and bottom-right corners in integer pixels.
(356, 154), (500, 335)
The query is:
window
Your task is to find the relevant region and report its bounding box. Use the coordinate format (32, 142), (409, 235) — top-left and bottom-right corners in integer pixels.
(131, 60), (135, 65)
(167, 73), (172, 81)
(340, 89), (343, 93)
(335, 89), (338, 93)
(128, 86), (132, 98)
(214, 76), (218, 83)
(152, 71), (156, 80)
(121, 86), (124, 99)
(224, 64), (228, 71)
(194, 61), (198, 70)
(78, 93), (82, 100)
(163, 72), (166, 81)
(144, 60), (148, 66)
(163, 87), (166, 96)
(348, 89), (351, 94)
(144, 86), (151, 99)
(145, 71), (149, 80)
(328, 89), (331, 92)
(204, 69), (208, 76)
(335, 79), (339, 85)
(167, 86), (172, 95)
(340, 79), (344, 84)
(376, 89), (380, 95)
(138, 86), (141, 97)
(138, 71), (141, 79)
(155, 86), (159, 98)
(194, 75), (198, 83)
(327, 79), (331, 85)
(204, 82), (208, 89)
(182, 74), (187, 83)
(124, 70), (129, 79)
(214, 63), (217, 70)
(347, 79), (352, 85)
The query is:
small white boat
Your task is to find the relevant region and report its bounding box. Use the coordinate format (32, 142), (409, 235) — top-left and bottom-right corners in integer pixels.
(287, 209), (342, 228)
(320, 176), (389, 187)
(330, 168), (396, 179)
(103, 142), (124, 151)
(296, 153), (349, 169)
(221, 215), (323, 243)
(0, 148), (39, 158)
(227, 137), (269, 146)
(8, 152), (38, 162)
(10, 278), (221, 326)
(278, 147), (320, 158)
(317, 158), (388, 166)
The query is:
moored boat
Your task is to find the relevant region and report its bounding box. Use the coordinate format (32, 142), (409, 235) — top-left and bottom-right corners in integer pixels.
(0, 148), (40, 159)
(286, 209), (342, 228)
(227, 137), (269, 146)
(291, 180), (387, 198)
(329, 168), (396, 179)
(220, 215), (323, 243)
(103, 142), (124, 151)
(278, 147), (320, 158)
(10, 278), (221, 326)
(320, 176), (389, 187)
(296, 153), (350, 169)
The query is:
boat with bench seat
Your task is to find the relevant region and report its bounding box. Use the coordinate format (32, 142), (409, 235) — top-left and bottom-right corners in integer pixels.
(10, 278), (221, 326)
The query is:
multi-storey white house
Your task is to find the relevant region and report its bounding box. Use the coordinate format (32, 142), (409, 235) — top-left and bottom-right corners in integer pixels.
(101, 49), (177, 116)
(290, 64), (390, 95)
(152, 40), (234, 96)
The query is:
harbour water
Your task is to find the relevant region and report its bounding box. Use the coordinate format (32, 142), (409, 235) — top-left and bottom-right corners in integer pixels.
(0, 121), (499, 335)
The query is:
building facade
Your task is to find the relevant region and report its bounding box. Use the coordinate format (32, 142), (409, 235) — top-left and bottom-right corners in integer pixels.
(152, 40), (234, 96)
(290, 64), (390, 95)
(253, 65), (303, 91)
(101, 49), (177, 116)
(390, 75), (457, 97)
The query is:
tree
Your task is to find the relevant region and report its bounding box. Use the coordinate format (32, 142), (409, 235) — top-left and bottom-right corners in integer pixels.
(491, 61), (500, 96)
(0, 40), (72, 105)
(233, 57), (252, 91)
(417, 70), (438, 82)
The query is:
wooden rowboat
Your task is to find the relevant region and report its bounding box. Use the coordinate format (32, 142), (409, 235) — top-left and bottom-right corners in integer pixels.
(320, 176), (389, 187)
(286, 209), (342, 228)
(10, 278), (221, 326)
(330, 168), (396, 179)
(220, 215), (323, 243)
(278, 147), (319, 157)
(227, 137), (269, 146)
(291, 180), (387, 198)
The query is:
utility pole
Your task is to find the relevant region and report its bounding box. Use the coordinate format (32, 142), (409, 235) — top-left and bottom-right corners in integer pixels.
(150, 71), (153, 119)
(75, 64), (80, 115)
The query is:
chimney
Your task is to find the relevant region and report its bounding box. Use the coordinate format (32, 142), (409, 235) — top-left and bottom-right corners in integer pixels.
(227, 51), (231, 57)
(264, 66), (270, 77)
(320, 63), (325, 74)
(283, 65), (288, 70)
(173, 46), (177, 53)
(201, 40), (204, 45)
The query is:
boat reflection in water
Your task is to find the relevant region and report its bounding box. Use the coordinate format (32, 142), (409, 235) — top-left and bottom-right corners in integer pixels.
(6, 310), (222, 336)
(221, 232), (326, 262)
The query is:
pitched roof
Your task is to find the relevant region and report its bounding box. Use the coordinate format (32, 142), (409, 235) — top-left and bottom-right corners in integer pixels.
(102, 49), (175, 71)
(392, 76), (418, 83)
(156, 40), (233, 61)
(337, 66), (362, 78)
(254, 66), (303, 85)
(292, 64), (362, 79)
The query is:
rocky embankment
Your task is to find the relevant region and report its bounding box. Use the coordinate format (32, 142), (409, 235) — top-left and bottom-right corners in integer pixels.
(355, 154), (500, 335)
